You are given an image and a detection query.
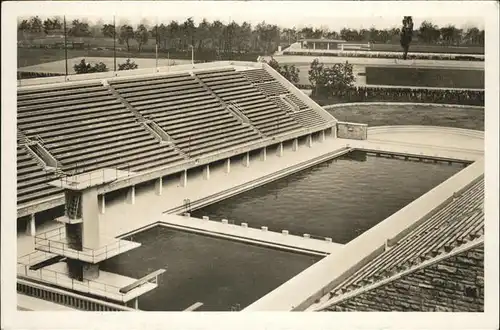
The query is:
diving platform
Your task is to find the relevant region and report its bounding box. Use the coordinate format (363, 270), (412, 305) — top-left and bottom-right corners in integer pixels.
(19, 261), (158, 303)
(34, 226), (141, 264)
(49, 168), (132, 191)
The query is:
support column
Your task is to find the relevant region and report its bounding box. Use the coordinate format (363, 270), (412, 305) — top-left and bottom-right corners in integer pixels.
(243, 152), (250, 167)
(260, 147), (267, 161)
(320, 130), (326, 142)
(292, 138), (299, 151)
(26, 213), (36, 237)
(276, 142), (283, 157)
(331, 126), (336, 139)
(134, 298), (139, 310)
(180, 170), (187, 187)
(307, 134), (313, 148)
(155, 177), (163, 196)
(203, 164), (210, 180)
(126, 185), (135, 205)
(99, 194), (105, 214)
(224, 158), (231, 174)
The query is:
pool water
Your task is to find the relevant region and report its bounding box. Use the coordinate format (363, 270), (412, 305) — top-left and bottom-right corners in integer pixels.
(100, 226), (321, 311)
(192, 150), (464, 243)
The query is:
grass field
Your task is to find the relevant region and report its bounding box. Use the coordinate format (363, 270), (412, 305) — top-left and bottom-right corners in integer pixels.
(17, 47), (259, 68)
(325, 103), (484, 131)
(365, 67), (484, 89)
(368, 43), (484, 55)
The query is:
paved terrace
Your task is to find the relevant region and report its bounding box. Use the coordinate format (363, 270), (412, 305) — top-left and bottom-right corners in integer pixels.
(18, 126), (484, 259)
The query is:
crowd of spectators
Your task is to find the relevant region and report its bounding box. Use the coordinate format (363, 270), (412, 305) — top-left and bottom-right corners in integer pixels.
(298, 85), (484, 106)
(283, 51), (484, 62)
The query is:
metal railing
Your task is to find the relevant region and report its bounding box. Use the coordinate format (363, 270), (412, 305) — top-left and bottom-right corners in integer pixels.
(17, 261), (127, 302)
(17, 278), (137, 311)
(34, 226), (139, 263)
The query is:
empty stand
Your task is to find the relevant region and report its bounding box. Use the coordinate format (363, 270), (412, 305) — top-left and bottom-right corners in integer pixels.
(109, 72), (262, 157)
(239, 69), (275, 84)
(329, 177), (484, 298)
(17, 82), (185, 183)
(17, 145), (63, 205)
(195, 69), (303, 136)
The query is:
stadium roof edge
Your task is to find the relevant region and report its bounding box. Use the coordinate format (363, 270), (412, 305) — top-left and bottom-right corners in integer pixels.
(17, 61), (263, 89)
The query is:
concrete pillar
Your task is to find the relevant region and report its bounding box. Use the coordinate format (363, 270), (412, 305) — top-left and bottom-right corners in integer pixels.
(313, 42), (316, 50)
(26, 213), (36, 237)
(243, 152), (250, 167)
(260, 147), (267, 161)
(331, 126), (336, 139)
(276, 142), (283, 157)
(180, 170), (187, 187)
(292, 138), (299, 151)
(224, 158), (231, 174)
(134, 298), (139, 310)
(203, 164), (210, 180)
(99, 194), (105, 214)
(155, 177), (163, 196)
(327, 43), (330, 50)
(126, 185), (135, 205)
(307, 134), (313, 148)
(320, 130), (326, 142)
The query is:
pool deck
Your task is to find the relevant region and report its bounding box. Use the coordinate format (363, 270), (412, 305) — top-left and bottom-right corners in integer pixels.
(155, 214), (342, 255)
(18, 126), (484, 260)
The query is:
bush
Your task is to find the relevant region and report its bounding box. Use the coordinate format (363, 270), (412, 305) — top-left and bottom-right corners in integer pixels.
(73, 59), (108, 74)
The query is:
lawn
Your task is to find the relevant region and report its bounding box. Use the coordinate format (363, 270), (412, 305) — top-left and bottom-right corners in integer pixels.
(365, 67), (484, 89)
(325, 103), (484, 131)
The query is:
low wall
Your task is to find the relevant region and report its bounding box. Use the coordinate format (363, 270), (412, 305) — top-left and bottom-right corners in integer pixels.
(336, 122), (368, 140)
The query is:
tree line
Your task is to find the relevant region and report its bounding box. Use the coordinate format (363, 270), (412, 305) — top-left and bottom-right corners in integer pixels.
(18, 16), (485, 55)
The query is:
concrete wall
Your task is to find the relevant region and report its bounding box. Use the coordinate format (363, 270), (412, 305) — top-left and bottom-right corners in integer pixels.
(328, 245), (484, 312)
(336, 122), (368, 140)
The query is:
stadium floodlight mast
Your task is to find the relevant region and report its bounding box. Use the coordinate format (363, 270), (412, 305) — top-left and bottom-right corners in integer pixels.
(189, 45), (194, 67)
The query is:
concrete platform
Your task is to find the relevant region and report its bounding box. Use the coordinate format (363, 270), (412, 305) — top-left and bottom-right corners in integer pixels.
(156, 214), (343, 255)
(18, 261), (157, 303)
(34, 226), (141, 264)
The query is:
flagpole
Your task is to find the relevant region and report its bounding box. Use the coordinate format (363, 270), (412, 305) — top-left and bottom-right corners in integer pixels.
(155, 23), (158, 71)
(64, 16), (68, 77)
(113, 15), (116, 72)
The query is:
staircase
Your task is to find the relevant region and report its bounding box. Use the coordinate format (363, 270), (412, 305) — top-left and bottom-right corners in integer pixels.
(191, 72), (266, 138)
(67, 194), (81, 219)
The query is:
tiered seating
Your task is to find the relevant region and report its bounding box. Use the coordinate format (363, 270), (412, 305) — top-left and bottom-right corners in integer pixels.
(268, 96), (295, 114)
(291, 110), (327, 127)
(17, 145), (63, 205)
(239, 69), (275, 83)
(110, 73), (261, 157)
(286, 93), (309, 110)
(329, 177), (484, 299)
(17, 82), (185, 177)
(195, 69), (302, 136)
(254, 81), (289, 97)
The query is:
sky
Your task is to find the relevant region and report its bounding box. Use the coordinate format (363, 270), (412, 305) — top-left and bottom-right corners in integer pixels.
(13, 1), (485, 30)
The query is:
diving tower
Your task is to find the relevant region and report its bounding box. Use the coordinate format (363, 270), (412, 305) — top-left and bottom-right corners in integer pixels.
(17, 168), (165, 309)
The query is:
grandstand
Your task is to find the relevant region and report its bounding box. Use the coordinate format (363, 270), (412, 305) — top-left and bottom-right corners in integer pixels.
(15, 60), (485, 313)
(16, 61), (334, 219)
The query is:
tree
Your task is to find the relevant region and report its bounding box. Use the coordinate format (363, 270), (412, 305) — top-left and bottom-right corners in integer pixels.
(118, 59), (139, 70)
(134, 24), (149, 52)
(418, 20), (440, 44)
(267, 57), (299, 84)
(101, 24), (116, 38)
(119, 25), (134, 51)
(42, 17), (62, 34)
(18, 19), (30, 32)
(400, 16), (414, 60)
(68, 19), (91, 37)
(29, 16), (43, 33)
(308, 59), (354, 97)
(73, 59), (108, 74)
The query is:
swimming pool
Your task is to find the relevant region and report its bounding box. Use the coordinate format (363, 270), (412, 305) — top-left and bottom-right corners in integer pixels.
(192, 150), (464, 243)
(100, 225), (321, 311)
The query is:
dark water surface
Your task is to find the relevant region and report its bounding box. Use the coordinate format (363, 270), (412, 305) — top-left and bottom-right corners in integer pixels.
(101, 226), (321, 311)
(192, 151), (463, 243)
